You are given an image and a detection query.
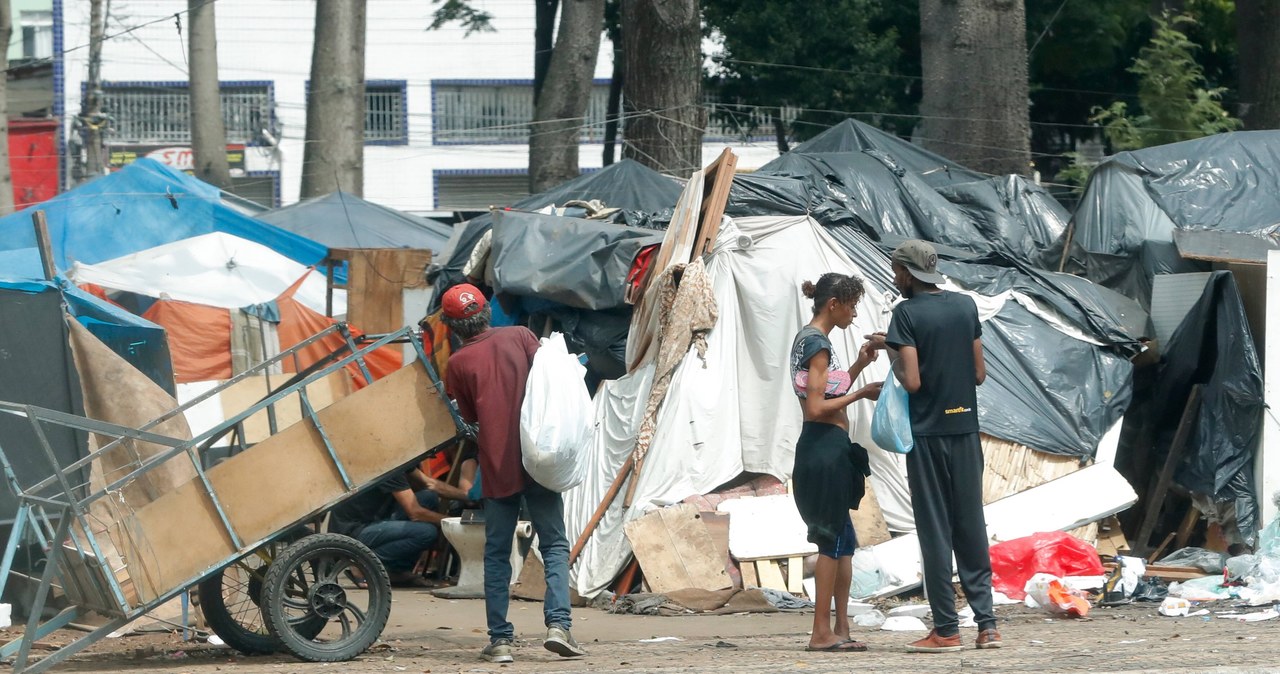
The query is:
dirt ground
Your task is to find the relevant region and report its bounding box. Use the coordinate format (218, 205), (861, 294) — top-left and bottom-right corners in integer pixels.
(4, 591), (1280, 674)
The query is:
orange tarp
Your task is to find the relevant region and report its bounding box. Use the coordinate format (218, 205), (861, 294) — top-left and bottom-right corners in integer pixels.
(142, 300), (233, 382)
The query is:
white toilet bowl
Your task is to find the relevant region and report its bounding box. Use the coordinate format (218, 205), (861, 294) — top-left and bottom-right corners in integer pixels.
(433, 516), (532, 599)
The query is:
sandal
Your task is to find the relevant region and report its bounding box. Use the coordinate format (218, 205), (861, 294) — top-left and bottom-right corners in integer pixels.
(343, 569), (368, 590)
(805, 639), (868, 653)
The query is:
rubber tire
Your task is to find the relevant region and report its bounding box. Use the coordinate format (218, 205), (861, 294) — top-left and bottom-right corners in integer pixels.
(260, 533), (392, 662)
(197, 527), (321, 655)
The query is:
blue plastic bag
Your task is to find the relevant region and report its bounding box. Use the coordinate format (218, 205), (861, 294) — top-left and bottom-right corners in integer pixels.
(871, 371), (913, 454)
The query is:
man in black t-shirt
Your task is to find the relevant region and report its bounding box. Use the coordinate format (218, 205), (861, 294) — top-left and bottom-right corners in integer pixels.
(328, 467), (445, 586)
(868, 239), (1001, 653)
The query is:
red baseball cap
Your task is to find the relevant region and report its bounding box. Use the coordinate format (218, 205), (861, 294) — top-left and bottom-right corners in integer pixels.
(442, 283), (487, 319)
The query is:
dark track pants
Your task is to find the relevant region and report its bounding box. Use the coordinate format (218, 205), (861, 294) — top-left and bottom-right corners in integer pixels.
(906, 432), (997, 636)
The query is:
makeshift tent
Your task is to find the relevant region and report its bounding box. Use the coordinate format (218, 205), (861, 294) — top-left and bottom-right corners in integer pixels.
(256, 191), (453, 253)
(1154, 272), (1265, 543)
(1066, 130), (1280, 307)
(564, 214), (1136, 596)
(71, 248), (387, 386)
(0, 159), (328, 273)
(69, 232), (342, 318)
(0, 277), (174, 522)
(727, 119), (1070, 269)
(431, 160), (682, 312)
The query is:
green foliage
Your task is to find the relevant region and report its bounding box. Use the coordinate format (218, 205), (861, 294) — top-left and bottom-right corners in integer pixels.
(702, 0), (910, 141)
(1053, 152), (1095, 188)
(428, 0), (495, 36)
(1090, 13), (1241, 152)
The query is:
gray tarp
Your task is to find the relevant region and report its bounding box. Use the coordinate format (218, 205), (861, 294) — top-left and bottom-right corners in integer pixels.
(734, 120), (1069, 268)
(490, 210), (662, 311)
(257, 191), (453, 252)
(1067, 130), (1280, 307)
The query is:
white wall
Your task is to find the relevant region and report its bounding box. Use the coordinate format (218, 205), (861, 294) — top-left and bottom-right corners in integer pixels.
(60, 0), (780, 211)
(1260, 250), (1280, 528)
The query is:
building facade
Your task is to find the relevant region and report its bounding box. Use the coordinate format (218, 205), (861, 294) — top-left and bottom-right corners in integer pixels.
(57, 0), (780, 212)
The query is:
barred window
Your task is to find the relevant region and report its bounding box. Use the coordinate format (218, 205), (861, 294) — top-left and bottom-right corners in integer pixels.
(365, 81), (407, 144)
(432, 81), (612, 144)
(101, 82), (273, 145)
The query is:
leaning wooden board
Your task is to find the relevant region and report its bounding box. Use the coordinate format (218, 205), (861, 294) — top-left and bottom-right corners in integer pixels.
(119, 364), (458, 603)
(624, 503), (732, 593)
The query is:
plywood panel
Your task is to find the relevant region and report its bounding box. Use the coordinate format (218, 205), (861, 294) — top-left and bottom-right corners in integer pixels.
(341, 248), (432, 335)
(118, 364), (459, 603)
(623, 503), (731, 593)
(218, 371), (352, 444)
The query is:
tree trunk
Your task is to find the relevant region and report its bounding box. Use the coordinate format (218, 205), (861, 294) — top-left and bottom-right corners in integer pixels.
(80, 0), (106, 183)
(772, 108), (789, 154)
(918, 0), (1030, 176)
(602, 38), (624, 166)
(533, 0), (560, 105)
(621, 0), (703, 177)
(0, 0), (12, 212)
(301, 0), (366, 198)
(1237, 0), (1280, 129)
(529, 0), (605, 192)
(188, 0), (232, 189)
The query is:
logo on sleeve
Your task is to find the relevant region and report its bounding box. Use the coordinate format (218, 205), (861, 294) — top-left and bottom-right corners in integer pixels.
(944, 406), (973, 415)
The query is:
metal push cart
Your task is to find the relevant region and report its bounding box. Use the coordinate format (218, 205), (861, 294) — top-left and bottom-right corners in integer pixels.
(0, 325), (467, 673)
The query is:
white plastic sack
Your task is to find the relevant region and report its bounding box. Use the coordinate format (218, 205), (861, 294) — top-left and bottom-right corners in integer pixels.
(520, 333), (592, 492)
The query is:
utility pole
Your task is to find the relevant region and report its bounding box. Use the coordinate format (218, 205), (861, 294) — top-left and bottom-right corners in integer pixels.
(188, 0), (232, 188)
(80, 0), (107, 183)
(0, 0), (14, 212)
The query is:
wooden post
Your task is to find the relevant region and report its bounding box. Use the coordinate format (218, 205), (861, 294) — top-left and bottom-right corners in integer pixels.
(568, 456), (634, 565)
(1135, 385), (1202, 556)
(31, 210), (56, 281)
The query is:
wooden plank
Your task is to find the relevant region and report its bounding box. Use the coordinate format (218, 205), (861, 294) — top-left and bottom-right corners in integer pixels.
(755, 560), (787, 591)
(786, 556), (803, 594)
(31, 210), (56, 281)
(691, 149), (737, 258)
(1135, 386), (1202, 555)
(622, 503), (731, 593)
(740, 559), (758, 588)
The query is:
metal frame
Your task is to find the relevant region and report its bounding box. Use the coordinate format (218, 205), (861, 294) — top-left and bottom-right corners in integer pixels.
(0, 326), (464, 673)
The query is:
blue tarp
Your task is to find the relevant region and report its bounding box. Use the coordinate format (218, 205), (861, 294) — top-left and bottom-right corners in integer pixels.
(0, 159), (329, 272)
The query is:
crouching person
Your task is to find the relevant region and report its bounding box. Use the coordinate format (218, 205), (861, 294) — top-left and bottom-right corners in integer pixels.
(328, 466), (444, 587)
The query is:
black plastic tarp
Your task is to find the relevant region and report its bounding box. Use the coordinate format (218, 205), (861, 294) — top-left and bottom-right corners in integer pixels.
(257, 191), (453, 252)
(743, 121), (1069, 268)
(489, 210), (662, 311)
(1156, 271), (1265, 540)
(821, 231), (1136, 458)
(939, 253), (1149, 355)
(1067, 131), (1280, 307)
(977, 301), (1134, 457)
(431, 160), (681, 312)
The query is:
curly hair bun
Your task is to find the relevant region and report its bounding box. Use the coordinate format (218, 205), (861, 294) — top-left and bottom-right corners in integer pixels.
(801, 280), (817, 298)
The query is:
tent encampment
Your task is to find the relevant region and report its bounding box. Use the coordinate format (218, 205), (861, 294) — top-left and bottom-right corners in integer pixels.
(256, 191), (453, 253)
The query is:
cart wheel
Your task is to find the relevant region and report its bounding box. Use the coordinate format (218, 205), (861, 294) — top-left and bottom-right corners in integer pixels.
(261, 533), (392, 662)
(197, 528), (324, 655)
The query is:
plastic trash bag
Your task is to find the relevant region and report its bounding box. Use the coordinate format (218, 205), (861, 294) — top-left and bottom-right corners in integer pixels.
(989, 531), (1105, 599)
(1024, 573), (1091, 617)
(1158, 547), (1227, 574)
(519, 333), (592, 492)
(871, 371), (912, 454)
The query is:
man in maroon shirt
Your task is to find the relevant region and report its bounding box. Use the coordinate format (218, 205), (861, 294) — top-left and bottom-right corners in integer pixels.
(440, 284), (585, 664)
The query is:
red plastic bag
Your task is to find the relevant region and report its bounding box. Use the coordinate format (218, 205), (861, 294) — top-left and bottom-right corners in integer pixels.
(989, 531), (1105, 600)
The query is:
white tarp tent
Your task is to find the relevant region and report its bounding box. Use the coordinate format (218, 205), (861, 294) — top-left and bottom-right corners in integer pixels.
(566, 214), (1140, 598)
(566, 215), (912, 597)
(68, 232), (344, 316)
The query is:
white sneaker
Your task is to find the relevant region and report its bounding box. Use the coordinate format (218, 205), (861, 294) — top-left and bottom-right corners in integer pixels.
(544, 625), (586, 657)
(481, 639), (514, 663)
